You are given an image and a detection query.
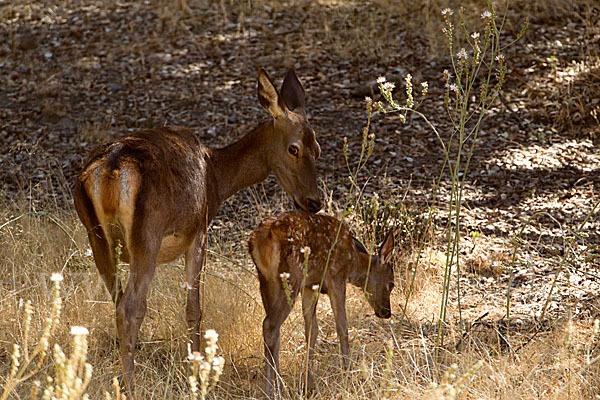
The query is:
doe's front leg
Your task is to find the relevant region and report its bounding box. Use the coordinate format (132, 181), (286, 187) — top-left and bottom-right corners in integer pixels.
(185, 235), (206, 353)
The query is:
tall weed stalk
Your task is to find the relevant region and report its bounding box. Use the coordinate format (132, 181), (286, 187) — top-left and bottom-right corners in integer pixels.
(372, 0), (527, 349)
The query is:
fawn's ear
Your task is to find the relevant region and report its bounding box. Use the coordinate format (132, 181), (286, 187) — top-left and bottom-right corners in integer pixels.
(280, 68), (305, 112)
(379, 232), (395, 265)
(353, 237), (368, 254)
(257, 68), (287, 119)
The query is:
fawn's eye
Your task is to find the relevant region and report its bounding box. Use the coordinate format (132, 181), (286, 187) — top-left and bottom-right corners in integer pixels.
(288, 145), (299, 158)
(389, 282), (395, 291)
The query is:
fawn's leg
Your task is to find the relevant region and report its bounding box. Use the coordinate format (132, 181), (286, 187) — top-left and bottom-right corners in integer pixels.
(301, 287), (319, 391)
(258, 272), (294, 399)
(185, 233), (206, 352)
(328, 282), (350, 369)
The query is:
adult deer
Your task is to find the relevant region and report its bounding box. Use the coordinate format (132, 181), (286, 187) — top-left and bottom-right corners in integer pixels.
(73, 69), (321, 397)
(248, 211), (395, 398)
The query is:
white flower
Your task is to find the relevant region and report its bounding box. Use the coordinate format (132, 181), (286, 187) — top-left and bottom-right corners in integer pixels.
(180, 282), (193, 290)
(50, 273), (63, 282)
(449, 83), (459, 92)
(311, 284), (319, 291)
(376, 76), (386, 84)
(471, 32), (480, 39)
(421, 81), (428, 96)
(300, 246), (311, 254)
(457, 48), (468, 60)
(382, 82), (395, 92)
(280, 272), (290, 280)
(70, 326), (89, 335)
(481, 11), (492, 19)
(496, 54), (505, 62)
(188, 351), (204, 361)
(204, 329), (218, 341)
(212, 356), (225, 372)
(441, 8), (453, 16)
(199, 361), (210, 372)
(364, 96), (372, 105)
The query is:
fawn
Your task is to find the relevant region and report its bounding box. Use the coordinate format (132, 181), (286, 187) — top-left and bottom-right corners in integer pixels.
(248, 210), (395, 398)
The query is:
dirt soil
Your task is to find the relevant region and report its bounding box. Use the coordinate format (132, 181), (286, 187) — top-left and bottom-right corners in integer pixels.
(1, 1), (599, 344)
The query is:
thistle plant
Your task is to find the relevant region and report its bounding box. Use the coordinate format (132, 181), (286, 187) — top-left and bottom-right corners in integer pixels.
(188, 329), (225, 400)
(302, 58), (387, 394)
(372, 1), (526, 349)
(314, 78), (381, 302)
(42, 327), (93, 400)
(1, 273), (94, 400)
(2, 273), (63, 400)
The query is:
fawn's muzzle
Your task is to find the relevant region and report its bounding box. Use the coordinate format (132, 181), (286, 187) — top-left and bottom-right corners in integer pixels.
(376, 308), (392, 319)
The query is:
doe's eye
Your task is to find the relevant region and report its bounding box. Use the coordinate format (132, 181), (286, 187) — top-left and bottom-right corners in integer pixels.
(288, 145), (299, 157)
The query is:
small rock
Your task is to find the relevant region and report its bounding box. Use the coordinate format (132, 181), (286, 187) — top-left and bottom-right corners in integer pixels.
(107, 83), (123, 91)
(16, 33), (39, 50)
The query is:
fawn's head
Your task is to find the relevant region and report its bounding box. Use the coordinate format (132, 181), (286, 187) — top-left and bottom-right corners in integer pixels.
(257, 68), (321, 213)
(361, 232), (395, 319)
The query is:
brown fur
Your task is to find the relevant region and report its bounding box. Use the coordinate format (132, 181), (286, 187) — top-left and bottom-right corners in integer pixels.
(74, 69), (321, 398)
(99, 169), (118, 219)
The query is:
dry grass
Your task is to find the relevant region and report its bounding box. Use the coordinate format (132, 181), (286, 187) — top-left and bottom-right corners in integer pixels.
(1, 199), (599, 399)
(175, 0), (597, 59)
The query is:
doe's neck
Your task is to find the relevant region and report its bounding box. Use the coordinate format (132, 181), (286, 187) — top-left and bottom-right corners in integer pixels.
(210, 121), (273, 203)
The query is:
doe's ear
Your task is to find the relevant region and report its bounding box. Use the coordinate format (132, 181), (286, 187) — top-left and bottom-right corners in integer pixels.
(379, 232), (395, 265)
(257, 68), (286, 119)
(280, 68), (305, 112)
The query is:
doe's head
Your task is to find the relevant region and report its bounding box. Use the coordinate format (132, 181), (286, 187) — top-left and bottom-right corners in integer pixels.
(257, 68), (321, 213)
(363, 232), (395, 319)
